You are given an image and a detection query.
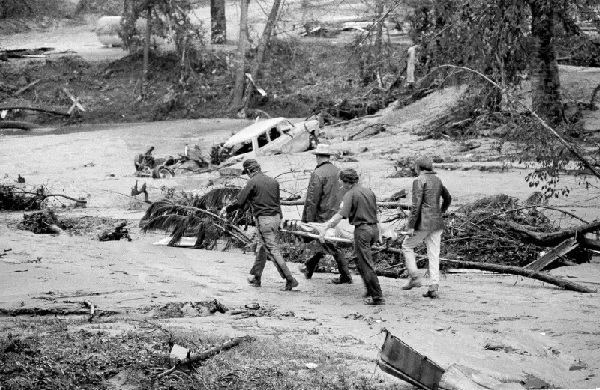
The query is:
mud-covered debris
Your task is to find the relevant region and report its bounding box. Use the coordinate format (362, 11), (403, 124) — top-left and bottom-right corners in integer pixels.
(97, 221), (132, 241)
(17, 210), (62, 234)
(141, 300), (228, 318)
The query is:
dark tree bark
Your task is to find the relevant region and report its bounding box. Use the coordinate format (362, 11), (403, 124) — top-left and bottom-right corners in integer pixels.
(238, 0), (282, 116)
(211, 0), (226, 44)
(493, 219), (600, 247)
(142, 5), (152, 93)
(529, 0), (563, 125)
(0, 120), (38, 130)
(374, 0), (384, 54)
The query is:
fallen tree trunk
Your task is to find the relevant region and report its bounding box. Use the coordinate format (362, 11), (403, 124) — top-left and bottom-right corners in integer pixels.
(0, 105), (70, 116)
(580, 237), (600, 251)
(0, 120), (39, 130)
(494, 219), (600, 246)
(438, 258), (596, 293)
(0, 306), (118, 317)
(183, 335), (252, 365)
(283, 230), (597, 293)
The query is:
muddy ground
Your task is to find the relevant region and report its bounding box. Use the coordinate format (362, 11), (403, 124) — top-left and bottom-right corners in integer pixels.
(1, 99), (600, 389)
(2, 20), (600, 390)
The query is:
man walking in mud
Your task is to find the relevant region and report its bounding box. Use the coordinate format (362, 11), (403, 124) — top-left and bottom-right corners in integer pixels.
(402, 155), (451, 299)
(300, 144), (352, 284)
(318, 168), (384, 305)
(226, 159), (299, 291)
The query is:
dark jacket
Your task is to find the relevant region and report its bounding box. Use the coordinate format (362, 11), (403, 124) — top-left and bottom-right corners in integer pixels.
(301, 161), (344, 223)
(235, 172), (282, 218)
(339, 185), (378, 226)
(407, 171), (451, 232)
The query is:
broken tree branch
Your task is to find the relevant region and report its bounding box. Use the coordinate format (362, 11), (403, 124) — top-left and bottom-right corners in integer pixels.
(434, 64), (600, 181)
(493, 219), (600, 246)
(182, 335), (253, 365)
(579, 237), (600, 251)
(170, 203), (253, 245)
(438, 258), (596, 293)
(15, 79), (40, 96)
(0, 105), (70, 116)
(0, 120), (39, 130)
(8, 188), (87, 204)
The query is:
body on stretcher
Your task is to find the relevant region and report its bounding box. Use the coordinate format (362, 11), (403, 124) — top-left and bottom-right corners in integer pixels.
(281, 219), (403, 242)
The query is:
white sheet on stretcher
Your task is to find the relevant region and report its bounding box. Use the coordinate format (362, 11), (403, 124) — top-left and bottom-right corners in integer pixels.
(296, 220), (398, 242)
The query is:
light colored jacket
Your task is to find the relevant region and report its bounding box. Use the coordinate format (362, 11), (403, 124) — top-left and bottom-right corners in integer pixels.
(407, 171), (451, 231)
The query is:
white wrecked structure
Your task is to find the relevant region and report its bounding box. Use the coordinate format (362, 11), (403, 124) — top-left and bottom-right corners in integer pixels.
(211, 117), (320, 164)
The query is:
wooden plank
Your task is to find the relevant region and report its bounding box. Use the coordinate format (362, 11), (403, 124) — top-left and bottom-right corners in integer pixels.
(524, 237), (579, 271)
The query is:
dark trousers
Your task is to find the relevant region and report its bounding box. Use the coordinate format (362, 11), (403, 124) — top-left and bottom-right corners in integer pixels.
(305, 242), (352, 282)
(354, 224), (383, 299)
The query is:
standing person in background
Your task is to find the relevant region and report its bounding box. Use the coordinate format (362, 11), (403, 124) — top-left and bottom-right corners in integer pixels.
(402, 155), (452, 299)
(318, 168), (384, 305)
(226, 159), (299, 291)
(301, 144), (352, 284)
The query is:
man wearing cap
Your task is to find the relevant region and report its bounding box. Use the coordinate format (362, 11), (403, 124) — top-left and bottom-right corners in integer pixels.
(402, 155), (452, 299)
(226, 159), (299, 291)
(318, 168), (384, 305)
(301, 144), (352, 284)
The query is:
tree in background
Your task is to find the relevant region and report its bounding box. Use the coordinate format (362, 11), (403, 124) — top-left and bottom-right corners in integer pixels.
(409, 0), (600, 196)
(210, 0), (226, 44)
(230, 0), (282, 115)
(411, 0), (600, 125)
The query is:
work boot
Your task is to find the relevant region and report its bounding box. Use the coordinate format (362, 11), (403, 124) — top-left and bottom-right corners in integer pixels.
(303, 253), (323, 279)
(301, 265), (313, 280)
(247, 276), (261, 287)
(402, 276), (423, 290)
(364, 297), (385, 306)
(282, 277), (299, 291)
(423, 284), (439, 299)
(330, 276), (353, 285)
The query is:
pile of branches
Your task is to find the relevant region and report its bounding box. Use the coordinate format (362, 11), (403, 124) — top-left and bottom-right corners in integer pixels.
(442, 194), (557, 267)
(17, 210), (62, 234)
(140, 187), (253, 250)
(0, 184), (45, 211)
(280, 194), (584, 276)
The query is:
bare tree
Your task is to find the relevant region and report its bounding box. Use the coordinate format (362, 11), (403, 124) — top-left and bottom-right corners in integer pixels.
(211, 0), (226, 44)
(238, 0), (282, 116)
(230, 0), (249, 109)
